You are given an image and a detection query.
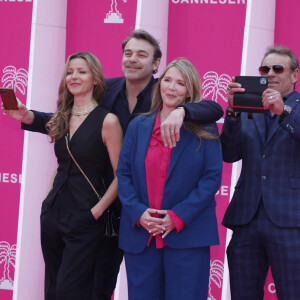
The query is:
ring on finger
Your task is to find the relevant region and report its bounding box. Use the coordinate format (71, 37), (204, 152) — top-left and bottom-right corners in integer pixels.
(269, 95), (273, 100)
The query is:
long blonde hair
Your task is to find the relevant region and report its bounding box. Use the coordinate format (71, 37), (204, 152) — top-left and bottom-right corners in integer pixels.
(46, 52), (106, 142)
(150, 58), (218, 140)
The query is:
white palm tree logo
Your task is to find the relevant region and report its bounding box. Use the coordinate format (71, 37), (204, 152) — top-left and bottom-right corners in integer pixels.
(104, 0), (128, 24)
(0, 241), (17, 290)
(1, 66), (29, 95)
(202, 71), (231, 103)
(208, 260), (224, 300)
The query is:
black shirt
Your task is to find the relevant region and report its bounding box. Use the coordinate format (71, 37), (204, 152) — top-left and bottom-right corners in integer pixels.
(111, 77), (156, 133)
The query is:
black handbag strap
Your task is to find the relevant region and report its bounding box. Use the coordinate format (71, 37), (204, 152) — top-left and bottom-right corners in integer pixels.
(65, 134), (101, 200)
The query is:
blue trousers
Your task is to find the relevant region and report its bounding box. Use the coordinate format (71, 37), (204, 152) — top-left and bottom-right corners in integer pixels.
(227, 202), (300, 300)
(124, 241), (210, 300)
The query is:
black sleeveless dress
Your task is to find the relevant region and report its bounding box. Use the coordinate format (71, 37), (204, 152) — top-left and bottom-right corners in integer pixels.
(45, 105), (110, 209)
(40, 105), (119, 300)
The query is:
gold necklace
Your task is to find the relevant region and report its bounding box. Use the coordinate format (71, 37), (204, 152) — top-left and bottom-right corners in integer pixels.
(71, 100), (98, 116)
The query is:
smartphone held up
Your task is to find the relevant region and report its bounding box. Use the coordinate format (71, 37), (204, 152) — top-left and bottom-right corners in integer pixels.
(233, 76), (268, 113)
(0, 88), (19, 110)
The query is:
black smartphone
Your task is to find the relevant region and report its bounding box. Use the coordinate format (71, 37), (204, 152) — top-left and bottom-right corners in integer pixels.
(0, 88), (19, 110)
(233, 76), (268, 113)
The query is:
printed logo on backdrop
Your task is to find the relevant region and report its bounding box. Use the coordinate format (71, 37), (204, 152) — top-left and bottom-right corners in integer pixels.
(0, 173), (22, 184)
(104, 0), (128, 24)
(203, 71), (231, 102)
(202, 71), (231, 123)
(208, 260), (224, 300)
(1, 66), (29, 95)
(0, 241), (16, 291)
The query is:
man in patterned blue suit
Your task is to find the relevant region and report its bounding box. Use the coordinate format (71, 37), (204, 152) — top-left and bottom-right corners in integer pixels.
(221, 46), (300, 300)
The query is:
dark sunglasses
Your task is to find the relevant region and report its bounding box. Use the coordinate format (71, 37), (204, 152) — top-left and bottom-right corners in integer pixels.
(258, 64), (285, 75)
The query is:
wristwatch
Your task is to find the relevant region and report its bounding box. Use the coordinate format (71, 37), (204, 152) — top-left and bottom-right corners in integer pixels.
(279, 105), (292, 121)
(226, 107), (241, 119)
(177, 106), (186, 112)
(177, 105), (187, 118)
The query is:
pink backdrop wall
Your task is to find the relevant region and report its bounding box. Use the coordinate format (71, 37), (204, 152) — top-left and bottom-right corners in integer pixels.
(2, 0), (300, 299)
(275, 0), (300, 91)
(66, 0), (138, 77)
(0, 1), (32, 299)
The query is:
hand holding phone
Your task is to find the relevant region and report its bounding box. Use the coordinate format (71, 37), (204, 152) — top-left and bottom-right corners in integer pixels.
(0, 88), (18, 110)
(0, 88), (34, 124)
(233, 76), (268, 113)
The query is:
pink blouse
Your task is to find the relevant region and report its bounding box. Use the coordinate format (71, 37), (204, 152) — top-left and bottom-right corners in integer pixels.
(144, 107), (184, 248)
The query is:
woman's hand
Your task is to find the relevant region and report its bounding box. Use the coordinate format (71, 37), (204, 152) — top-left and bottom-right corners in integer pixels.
(160, 108), (185, 148)
(1, 98), (34, 124)
(140, 208), (166, 235)
(156, 210), (175, 238)
(91, 205), (103, 220)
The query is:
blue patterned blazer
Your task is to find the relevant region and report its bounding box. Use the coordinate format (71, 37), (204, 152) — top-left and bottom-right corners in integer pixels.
(116, 110), (223, 254)
(221, 91), (300, 228)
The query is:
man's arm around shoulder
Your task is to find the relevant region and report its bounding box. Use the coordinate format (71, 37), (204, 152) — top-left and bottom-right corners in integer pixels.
(183, 100), (224, 123)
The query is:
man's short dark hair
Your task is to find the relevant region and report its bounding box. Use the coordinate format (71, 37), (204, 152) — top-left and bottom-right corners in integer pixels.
(122, 29), (162, 73)
(262, 46), (299, 72)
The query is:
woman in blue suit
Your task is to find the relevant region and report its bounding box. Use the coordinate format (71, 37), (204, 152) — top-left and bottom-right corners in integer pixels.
(116, 58), (223, 300)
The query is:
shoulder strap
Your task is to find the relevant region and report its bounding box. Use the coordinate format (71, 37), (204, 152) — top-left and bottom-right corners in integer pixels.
(65, 134), (101, 200)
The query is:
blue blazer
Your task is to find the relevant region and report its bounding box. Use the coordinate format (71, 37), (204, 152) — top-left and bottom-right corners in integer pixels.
(221, 91), (300, 228)
(116, 110), (223, 254)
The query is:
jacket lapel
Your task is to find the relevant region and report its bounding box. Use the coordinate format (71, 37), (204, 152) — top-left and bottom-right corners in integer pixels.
(166, 126), (192, 183)
(101, 77), (126, 111)
(137, 114), (155, 159)
(136, 113), (156, 203)
(266, 118), (280, 145)
(252, 113), (266, 144)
